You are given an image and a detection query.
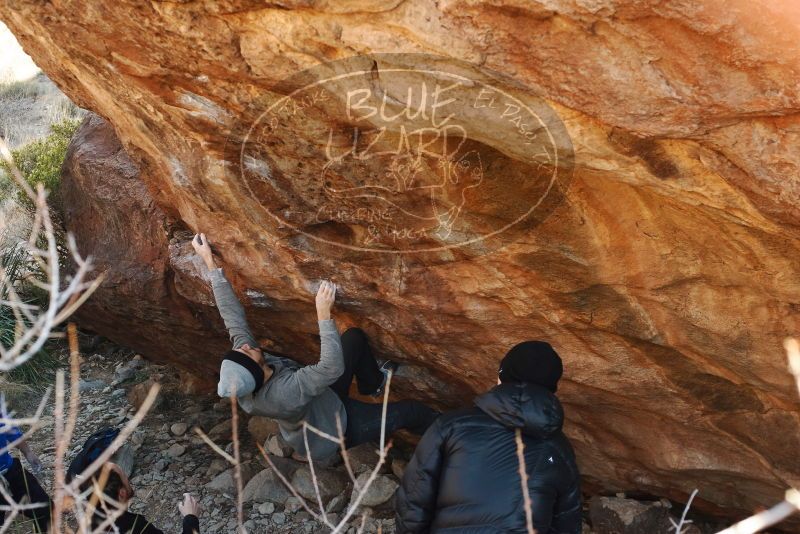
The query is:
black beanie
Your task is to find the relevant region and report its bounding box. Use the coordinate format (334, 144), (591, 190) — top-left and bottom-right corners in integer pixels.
(498, 341), (563, 392)
(222, 350), (265, 392)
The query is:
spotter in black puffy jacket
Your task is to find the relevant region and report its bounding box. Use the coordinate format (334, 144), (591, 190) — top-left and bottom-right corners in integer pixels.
(395, 382), (582, 533)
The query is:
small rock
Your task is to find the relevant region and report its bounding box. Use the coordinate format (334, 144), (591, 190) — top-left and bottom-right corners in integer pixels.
(272, 512), (286, 525)
(166, 444), (186, 458)
(589, 496), (675, 534)
(351, 472), (398, 508)
(326, 490), (349, 513)
(284, 496), (303, 513)
(291, 466), (349, 503)
(213, 398), (231, 412)
(114, 367), (136, 384)
(247, 416), (280, 444)
(257, 453), (301, 475)
(242, 468), (297, 504)
(345, 443), (382, 474)
(257, 502), (275, 515)
(127, 379), (162, 411)
(204, 462), (260, 492)
(206, 458), (228, 478)
(266, 433), (293, 458)
(170, 423), (188, 436)
(185, 404), (204, 414)
(78, 379), (107, 392)
(209, 420), (232, 438)
(111, 415), (126, 425)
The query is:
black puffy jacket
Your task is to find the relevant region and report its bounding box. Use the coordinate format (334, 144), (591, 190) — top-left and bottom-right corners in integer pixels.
(395, 383), (581, 533)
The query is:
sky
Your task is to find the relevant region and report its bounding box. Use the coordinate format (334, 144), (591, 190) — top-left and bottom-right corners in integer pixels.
(0, 21), (40, 82)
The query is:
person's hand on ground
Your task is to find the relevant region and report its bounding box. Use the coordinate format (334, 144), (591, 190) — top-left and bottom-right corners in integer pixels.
(316, 280), (337, 321)
(178, 493), (201, 517)
(191, 233), (217, 270)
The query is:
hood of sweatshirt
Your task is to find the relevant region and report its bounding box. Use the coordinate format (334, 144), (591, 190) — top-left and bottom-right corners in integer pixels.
(474, 382), (564, 439)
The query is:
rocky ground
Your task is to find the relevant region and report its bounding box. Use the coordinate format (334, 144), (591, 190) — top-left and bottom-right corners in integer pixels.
(8, 339), (410, 533)
(5, 338), (740, 534)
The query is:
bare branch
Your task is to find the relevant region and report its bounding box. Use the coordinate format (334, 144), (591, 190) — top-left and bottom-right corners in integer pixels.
(712, 339), (800, 534)
(229, 394), (245, 534)
(193, 428), (236, 464)
(52, 324), (82, 532)
(715, 490), (800, 534)
(670, 489), (698, 534)
(514, 429), (536, 534)
(336, 414), (357, 485)
(784, 338), (800, 400)
(303, 423), (328, 525)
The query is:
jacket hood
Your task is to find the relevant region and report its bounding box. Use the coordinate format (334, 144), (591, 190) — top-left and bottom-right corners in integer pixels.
(474, 382), (564, 439)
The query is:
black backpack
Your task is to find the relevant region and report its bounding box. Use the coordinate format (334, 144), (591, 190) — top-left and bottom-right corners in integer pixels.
(66, 427), (120, 483)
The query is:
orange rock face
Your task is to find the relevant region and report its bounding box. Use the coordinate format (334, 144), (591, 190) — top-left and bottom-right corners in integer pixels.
(5, 0), (800, 521)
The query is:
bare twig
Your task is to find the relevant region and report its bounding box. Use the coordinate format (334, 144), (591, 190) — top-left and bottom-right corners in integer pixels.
(515, 429), (536, 534)
(379, 370), (393, 452)
(229, 394), (245, 534)
(193, 428), (236, 464)
(303, 423), (328, 525)
(52, 369), (66, 533)
(335, 414), (357, 485)
(670, 489), (698, 534)
(711, 339), (800, 533)
(784, 338), (800, 400)
(715, 489), (800, 534)
(52, 324), (82, 532)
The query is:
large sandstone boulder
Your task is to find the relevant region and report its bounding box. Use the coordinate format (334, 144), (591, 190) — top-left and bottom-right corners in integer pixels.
(3, 0), (800, 522)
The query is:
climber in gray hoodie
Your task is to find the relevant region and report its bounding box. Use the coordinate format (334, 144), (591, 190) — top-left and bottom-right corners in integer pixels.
(192, 234), (438, 463)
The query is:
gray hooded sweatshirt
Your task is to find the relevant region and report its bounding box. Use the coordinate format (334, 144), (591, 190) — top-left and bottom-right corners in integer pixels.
(209, 268), (346, 461)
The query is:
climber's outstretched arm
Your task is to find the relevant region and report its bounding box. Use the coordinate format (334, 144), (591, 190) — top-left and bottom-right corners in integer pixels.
(192, 233), (258, 349)
(290, 281), (345, 398)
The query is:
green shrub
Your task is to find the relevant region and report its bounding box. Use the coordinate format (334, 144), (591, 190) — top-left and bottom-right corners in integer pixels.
(0, 117), (81, 213)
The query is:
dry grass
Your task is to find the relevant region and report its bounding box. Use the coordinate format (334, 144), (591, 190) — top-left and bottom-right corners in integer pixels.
(0, 72), (84, 150)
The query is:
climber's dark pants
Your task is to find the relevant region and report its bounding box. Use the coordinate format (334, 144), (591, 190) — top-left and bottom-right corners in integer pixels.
(0, 458), (52, 533)
(332, 328), (439, 447)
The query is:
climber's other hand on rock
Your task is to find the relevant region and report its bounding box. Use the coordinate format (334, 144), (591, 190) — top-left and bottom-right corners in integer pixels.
(192, 233), (216, 270)
(316, 280), (337, 321)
